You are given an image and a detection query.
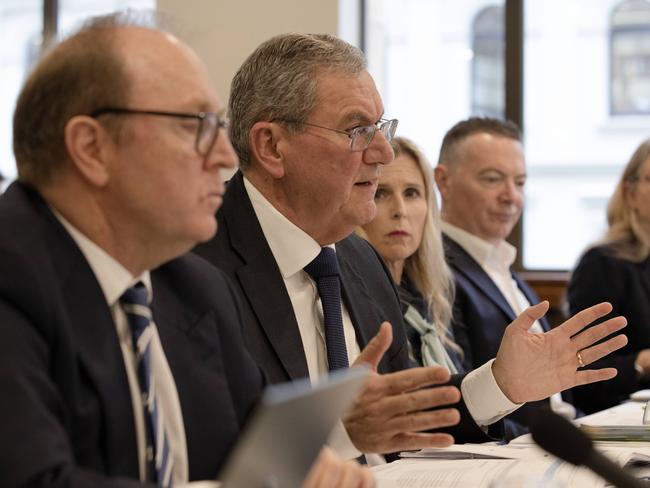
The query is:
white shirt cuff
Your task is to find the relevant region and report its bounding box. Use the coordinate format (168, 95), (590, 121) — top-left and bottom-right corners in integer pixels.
(460, 359), (523, 427)
(327, 420), (362, 461)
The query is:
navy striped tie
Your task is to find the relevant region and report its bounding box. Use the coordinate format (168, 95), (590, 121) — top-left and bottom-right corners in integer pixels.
(120, 283), (174, 487)
(304, 248), (349, 370)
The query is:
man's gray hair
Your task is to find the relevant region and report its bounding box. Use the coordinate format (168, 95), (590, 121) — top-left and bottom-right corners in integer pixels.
(229, 33), (367, 169)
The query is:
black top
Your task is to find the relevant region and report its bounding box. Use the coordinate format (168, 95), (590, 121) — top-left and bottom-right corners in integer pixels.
(568, 244), (650, 413)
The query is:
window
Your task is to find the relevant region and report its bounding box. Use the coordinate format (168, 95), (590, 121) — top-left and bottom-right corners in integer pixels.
(364, 0), (505, 166)
(365, 0), (650, 270)
(0, 0), (41, 187)
(522, 0), (650, 269)
(0, 0), (154, 190)
(471, 5), (505, 117)
(610, 0), (650, 115)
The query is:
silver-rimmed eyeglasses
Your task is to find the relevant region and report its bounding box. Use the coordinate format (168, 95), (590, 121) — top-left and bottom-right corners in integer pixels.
(276, 118), (398, 152)
(91, 107), (229, 157)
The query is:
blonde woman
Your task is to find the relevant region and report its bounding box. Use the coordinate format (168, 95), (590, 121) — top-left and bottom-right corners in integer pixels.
(359, 137), (462, 372)
(568, 139), (650, 413)
(360, 136), (576, 439)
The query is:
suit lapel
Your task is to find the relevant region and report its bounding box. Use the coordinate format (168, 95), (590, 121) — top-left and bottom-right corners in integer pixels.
(223, 173), (309, 380)
(48, 214), (139, 476)
(443, 234), (517, 321)
(337, 241), (380, 349)
(512, 272), (550, 331)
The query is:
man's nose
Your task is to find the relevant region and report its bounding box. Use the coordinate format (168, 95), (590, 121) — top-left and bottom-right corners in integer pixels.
(363, 130), (395, 166)
(205, 132), (239, 170)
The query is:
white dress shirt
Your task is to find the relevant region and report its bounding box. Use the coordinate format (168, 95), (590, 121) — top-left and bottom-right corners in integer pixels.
(442, 222), (576, 419)
(53, 210), (205, 486)
(243, 177), (521, 457)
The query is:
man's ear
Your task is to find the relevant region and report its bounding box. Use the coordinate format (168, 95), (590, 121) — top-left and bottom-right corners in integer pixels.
(433, 164), (450, 200)
(64, 115), (113, 187)
(248, 121), (287, 179)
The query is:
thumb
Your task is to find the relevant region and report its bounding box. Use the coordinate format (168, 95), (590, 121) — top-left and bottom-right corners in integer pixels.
(510, 301), (549, 332)
(354, 322), (393, 372)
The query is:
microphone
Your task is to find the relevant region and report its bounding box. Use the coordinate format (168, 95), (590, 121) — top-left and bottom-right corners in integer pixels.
(530, 409), (646, 488)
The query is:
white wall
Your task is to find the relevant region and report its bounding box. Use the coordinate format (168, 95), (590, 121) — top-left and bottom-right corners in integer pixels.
(157, 0), (341, 104)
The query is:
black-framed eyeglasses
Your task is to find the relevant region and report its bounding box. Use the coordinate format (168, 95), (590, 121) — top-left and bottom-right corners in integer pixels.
(275, 117), (398, 152)
(90, 107), (229, 157)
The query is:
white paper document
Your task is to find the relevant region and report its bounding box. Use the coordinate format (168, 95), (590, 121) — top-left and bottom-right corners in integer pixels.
(374, 445), (650, 488)
(399, 443), (545, 461)
(373, 458), (605, 487)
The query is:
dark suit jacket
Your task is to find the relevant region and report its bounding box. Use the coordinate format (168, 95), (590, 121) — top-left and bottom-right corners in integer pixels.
(443, 233), (560, 437)
(194, 171), (498, 445)
(0, 182), (264, 487)
(568, 244), (650, 413)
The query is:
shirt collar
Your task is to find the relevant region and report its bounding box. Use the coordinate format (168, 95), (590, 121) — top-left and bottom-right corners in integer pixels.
(441, 221), (517, 271)
(243, 176), (328, 278)
(51, 208), (152, 306)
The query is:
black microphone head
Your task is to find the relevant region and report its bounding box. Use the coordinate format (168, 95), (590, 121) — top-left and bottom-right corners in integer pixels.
(530, 409), (593, 465)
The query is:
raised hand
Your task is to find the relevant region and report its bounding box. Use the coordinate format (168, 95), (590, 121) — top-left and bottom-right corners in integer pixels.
(343, 322), (461, 454)
(492, 301), (628, 404)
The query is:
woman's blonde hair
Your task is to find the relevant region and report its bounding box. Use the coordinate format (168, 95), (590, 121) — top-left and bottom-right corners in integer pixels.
(360, 136), (460, 353)
(599, 139), (650, 262)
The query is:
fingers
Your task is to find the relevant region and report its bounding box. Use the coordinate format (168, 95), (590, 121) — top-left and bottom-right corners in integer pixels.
(336, 463), (376, 488)
(377, 385), (461, 414)
(302, 448), (375, 488)
(382, 432), (455, 451)
(381, 408), (461, 435)
(572, 315), (627, 351)
(573, 367), (618, 387)
(344, 380), (460, 453)
(510, 301), (549, 332)
(559, 302), (614, 337)
(302, 448), (333, 488)
(353, 322), (392, 371)
(578, 334), (628, 366)
(365, 366), (451, 397)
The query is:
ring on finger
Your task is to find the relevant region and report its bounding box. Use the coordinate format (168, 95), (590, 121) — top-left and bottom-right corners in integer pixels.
(576, 350), (585, 368)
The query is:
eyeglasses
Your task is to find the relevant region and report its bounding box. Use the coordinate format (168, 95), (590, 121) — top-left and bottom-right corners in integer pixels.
(276, 118), (399, 152)
(90, 107), (229, 157)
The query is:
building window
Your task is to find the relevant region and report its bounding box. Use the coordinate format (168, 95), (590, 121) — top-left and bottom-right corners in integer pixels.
(610, 0), (650, 115)
(366, 0), (650, 270)
(471, 5), (505, 117)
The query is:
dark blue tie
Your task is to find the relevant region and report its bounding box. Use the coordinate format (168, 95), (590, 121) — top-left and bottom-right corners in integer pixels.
(304, 247), (349, 370)
(120, 282), (174, 487)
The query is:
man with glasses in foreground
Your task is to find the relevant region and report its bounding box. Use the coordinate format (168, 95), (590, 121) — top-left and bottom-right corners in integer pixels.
(194, 32), (628, 461)
(0, 14), (373, 487)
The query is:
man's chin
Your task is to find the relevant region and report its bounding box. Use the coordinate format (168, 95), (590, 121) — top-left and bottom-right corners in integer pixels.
(359, 201), (377, 226)
(193, 220), (219, 244)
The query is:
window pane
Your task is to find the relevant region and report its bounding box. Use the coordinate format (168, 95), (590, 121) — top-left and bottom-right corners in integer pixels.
(522, 0), (650, 269)
(0, 0), (41, 187)
(472, 6), (505, 117)
(611, 0), (650, 115)
(365, 0), (504, 164)
(0, 1), (156, 191)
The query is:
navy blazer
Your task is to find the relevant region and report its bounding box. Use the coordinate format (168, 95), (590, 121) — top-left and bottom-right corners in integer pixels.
(443, 234), (551, 367)
(194, 171), (500, 445)
(568, 244), (650, 413)
(0, 182), (264, 487)
(444, 233), (561, 437)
